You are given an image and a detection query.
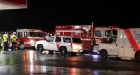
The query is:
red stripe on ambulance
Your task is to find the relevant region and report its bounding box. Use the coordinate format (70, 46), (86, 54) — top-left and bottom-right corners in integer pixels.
(124, 29), (140, 51)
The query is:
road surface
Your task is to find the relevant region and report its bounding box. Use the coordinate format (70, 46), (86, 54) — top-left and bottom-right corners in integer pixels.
(0, 49), (140, 75)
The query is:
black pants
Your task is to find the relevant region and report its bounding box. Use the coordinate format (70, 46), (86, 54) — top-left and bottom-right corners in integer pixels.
(4, 42), (8, 51)
(0, 43), (2, 50)
(12, 42), (17, 51)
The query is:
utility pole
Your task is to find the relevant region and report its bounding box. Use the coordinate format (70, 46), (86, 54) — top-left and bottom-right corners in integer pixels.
(90, 20), (94, 50)
(91, 21), (94, 45)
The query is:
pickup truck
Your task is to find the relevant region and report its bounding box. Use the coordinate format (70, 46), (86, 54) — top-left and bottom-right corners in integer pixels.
(35, 35), (83, 55)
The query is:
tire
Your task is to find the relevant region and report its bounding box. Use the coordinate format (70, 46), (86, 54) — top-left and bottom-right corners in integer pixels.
(49, 51), (54, 54)
(37, 44), (44, 53)
(19, 44), (24, 50)
(100, 49), (108, 59)
(135, 51), (140, 61)
(60, 47), (67, 56)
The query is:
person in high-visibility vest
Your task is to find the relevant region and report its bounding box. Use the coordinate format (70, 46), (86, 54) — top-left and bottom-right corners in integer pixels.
(2, 32), (9, 51)
(10, 32), (17, 51)
(0, 34), (2, 50)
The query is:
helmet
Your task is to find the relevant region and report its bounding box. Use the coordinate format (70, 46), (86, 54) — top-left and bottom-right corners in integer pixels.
(13, 32), (16, 35)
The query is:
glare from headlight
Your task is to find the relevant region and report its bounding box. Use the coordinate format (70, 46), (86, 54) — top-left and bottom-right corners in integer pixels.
(30, 40), (35, 45)
(72, 44), (82, 50)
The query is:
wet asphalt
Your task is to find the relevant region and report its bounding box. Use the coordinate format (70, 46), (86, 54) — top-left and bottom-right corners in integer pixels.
(0, 49), (140, 75)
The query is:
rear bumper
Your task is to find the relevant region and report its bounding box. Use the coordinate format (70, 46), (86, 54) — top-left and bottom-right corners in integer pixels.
(71, 49), (83, 53)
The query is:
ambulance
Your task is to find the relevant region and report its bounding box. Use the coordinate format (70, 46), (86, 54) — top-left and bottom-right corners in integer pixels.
(16, 29), (46, 49)
(98, 28), (140, 60)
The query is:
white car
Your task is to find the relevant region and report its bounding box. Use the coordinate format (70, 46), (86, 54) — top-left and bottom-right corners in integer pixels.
(35, 36), (83, 55)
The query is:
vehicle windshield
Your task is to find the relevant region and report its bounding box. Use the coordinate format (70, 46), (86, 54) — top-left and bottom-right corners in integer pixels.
(29, 32), (44, 37)
(107, 35), (117, 43)
(72, 38), (82, 43)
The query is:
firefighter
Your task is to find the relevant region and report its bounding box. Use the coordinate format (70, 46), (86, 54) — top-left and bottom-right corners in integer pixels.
(2, 32), (9, 51)
(10, 32), (17, 51)
(0, 34), (2, 50)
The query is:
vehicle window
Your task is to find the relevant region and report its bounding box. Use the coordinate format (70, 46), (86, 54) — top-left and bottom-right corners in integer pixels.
(63, 37), (71, 43)
(105, 30), (112, 37)
(24, 32), (28, 37)
(56, 37), (61, 42)
(72, 38), (82, 43)
(29, 32), (44, 37)
(95, 30), (101, 37)
(48, 37), (54, 42)
(112, 30), (117, 35)
(17, 32), (22, 37)
(107, 36), (117, 43)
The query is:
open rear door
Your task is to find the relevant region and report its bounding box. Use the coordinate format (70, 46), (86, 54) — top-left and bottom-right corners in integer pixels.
(0, 0), (27, 10)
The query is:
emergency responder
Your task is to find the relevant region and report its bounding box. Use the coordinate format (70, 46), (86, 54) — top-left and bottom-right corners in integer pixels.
(2, 32), (9, 51)
(10, 32), (17, 51)
(0, 34), (2, 50)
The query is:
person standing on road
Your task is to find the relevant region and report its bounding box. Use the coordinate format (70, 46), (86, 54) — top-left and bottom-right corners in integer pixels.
(0, 34), (2, 50)
(2, 32), (9, 51)
(10, 32), (17, 51)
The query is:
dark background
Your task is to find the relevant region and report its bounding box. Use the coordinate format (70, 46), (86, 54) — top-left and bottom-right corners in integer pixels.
(0, 0), (140, 31)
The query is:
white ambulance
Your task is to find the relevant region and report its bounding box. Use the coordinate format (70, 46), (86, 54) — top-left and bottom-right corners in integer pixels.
(98, 28), (140, 60)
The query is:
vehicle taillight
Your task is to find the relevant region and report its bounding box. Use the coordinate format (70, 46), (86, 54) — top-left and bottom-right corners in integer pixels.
(72, 43), (83, 50)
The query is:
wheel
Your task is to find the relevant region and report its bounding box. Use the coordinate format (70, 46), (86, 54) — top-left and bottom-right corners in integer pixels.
(37, 44), (44, 53)
(60, 47), (67, 56)
(135, 51), (140, 61)
(19, 44), (24, 50)
(100, 49), (108, 59)
(49, 51), (54, 54)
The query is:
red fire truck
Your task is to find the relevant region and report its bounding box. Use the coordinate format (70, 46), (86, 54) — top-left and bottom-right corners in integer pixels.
(16, 29), (46, 49)
(55, 25), (117, 50)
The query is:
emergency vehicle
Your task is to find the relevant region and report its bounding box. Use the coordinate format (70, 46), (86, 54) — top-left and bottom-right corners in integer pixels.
(16, 29), (46, 49)
(55, 25), (116, 50)
(98, 28), (140, 60)
(35, 35), (83, 54)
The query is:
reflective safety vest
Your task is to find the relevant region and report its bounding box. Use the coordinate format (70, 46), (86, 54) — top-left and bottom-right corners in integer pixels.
(11, 35), (17, 42)
(3, 34), (8, 42)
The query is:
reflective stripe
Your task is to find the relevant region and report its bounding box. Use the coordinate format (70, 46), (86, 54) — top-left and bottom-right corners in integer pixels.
(124, 29), (140, 51)
(12, 36), (17, 42)
(56, 42), (60, 50)
(3, 34), (8, 42)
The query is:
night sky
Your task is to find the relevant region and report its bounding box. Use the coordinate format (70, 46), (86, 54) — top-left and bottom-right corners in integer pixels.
(0, 0), (140, 31)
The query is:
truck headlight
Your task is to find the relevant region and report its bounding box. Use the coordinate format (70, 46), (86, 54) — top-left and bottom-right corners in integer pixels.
(30, 40), (35, 45)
